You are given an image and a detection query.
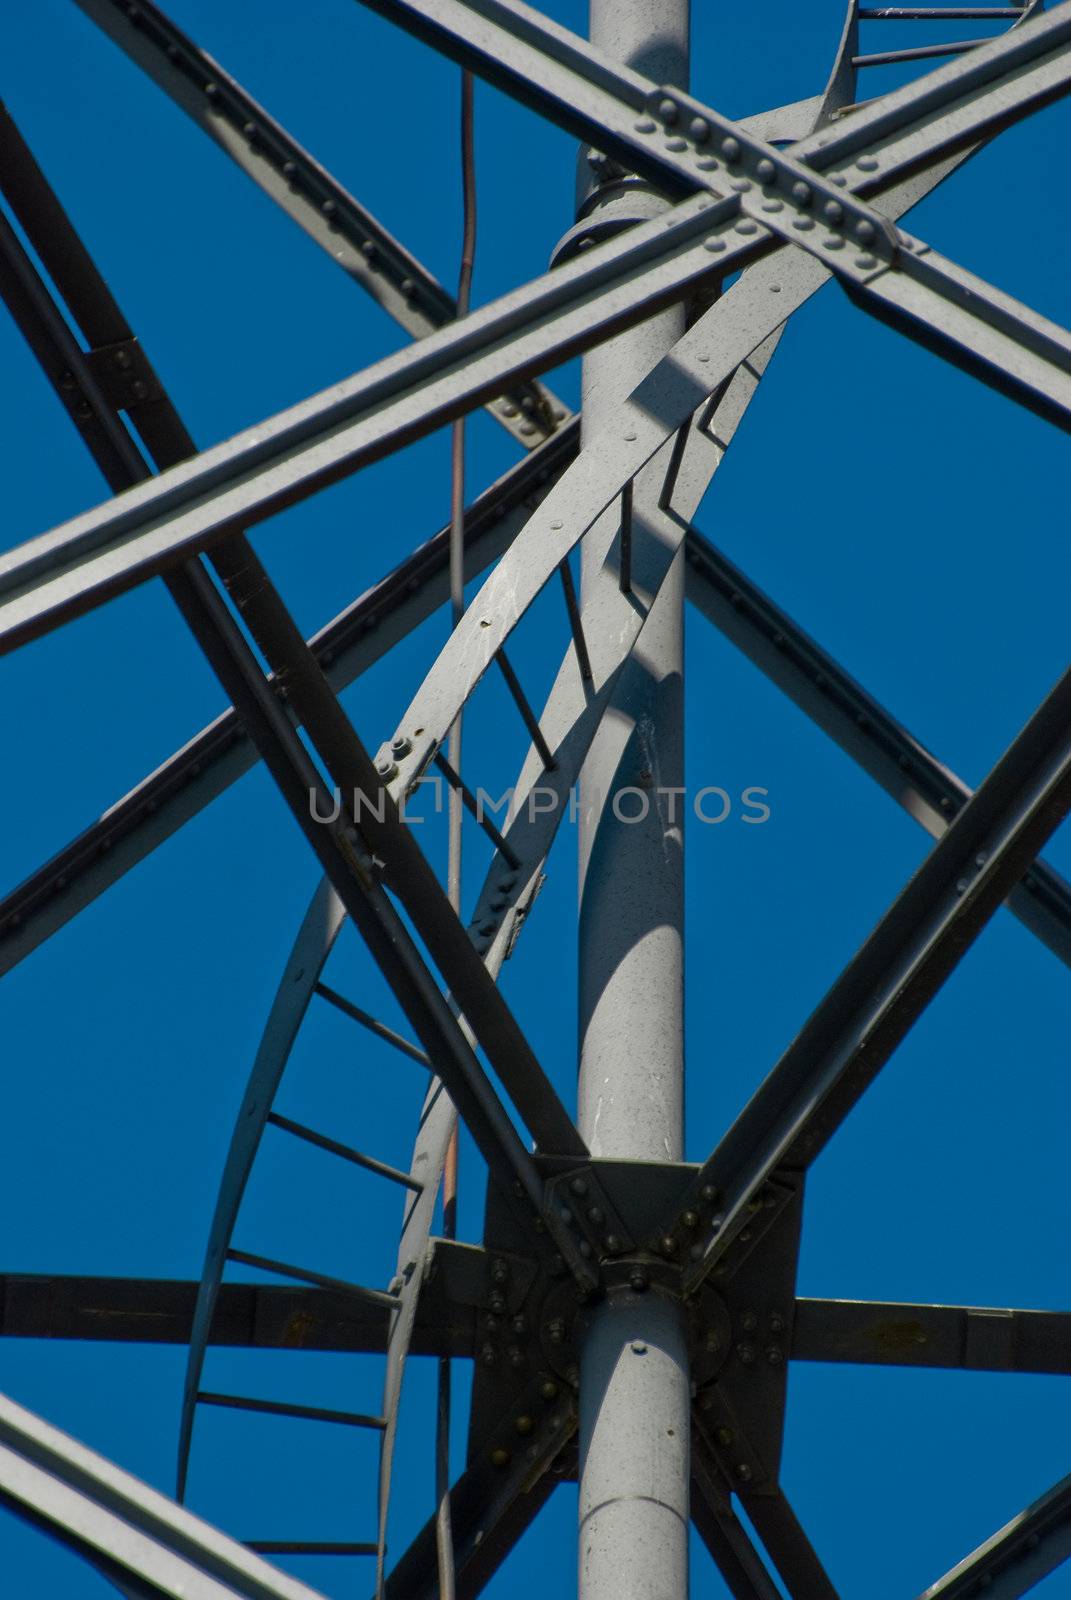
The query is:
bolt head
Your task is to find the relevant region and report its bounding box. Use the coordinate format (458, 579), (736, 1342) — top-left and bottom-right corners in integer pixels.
(491, 1258), (509, 1283)
(489, 1292), (506, 1314)
(569, 1177), (588, 1198)
(541, 1381), (559, 1401)
(737, 1343), (756, 1366)
(660, 1236), (677, 1257)
(515, 1414), (534, 1435)
(491, 1448), (510, 1468)
(740, 1311), (757, 1333)
(735, 1462), (753, 1483)
(682, 1210), (699, 1229)
(605, 1234), (622, 1255)
(587, 1206), (604, 1225)
(629, 1270), (648, 1293)
(715, 1427), (734, 1447)
(375, 755), (396, 779)
(657, 97), (678, 124)
(766, 1344), (784, 1366)
(390, 734), (411, 756)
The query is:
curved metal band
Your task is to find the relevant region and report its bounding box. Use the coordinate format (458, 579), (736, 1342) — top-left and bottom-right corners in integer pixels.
(176, 878), (347, 1500)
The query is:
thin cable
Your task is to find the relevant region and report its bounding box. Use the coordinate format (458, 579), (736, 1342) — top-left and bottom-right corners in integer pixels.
(436, 66), (475, 1600)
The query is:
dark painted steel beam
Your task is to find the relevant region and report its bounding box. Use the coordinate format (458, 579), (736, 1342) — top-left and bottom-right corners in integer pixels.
(792, 1298), (1071, 1373)
(383, 1398), (574, 1600)
(918, 1471), (1071, 1598)
(691, 1436), (785, 1600)
(73, 0), (564, 450)
(736, 1489), (841, 1600)
(0, 1274), (471, 1356)
(680, 658), (1071, 1295)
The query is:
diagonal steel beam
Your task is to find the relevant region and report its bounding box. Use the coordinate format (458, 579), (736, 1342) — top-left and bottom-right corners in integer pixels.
(0, 421), (576, 978)
(71, 0), (564, 450)
(735, 1489), (841, 1600)
(677, 659), (1071, 1295)
(349, 0), (1071, 423)
(5, 15), (1067, 982)
(0, 107), (584, 1175)
(156, 553), (590, 1280)
(683, 526), (1071, 970)
(690, 1434), (786, 1600)
(4, 5), (1071, 655)
(383, 1398), (575, 1600)
(792, 1298), (1071, 1373)
(917, 1470), (1071, 1598)
(0, 1391), (329, 1600)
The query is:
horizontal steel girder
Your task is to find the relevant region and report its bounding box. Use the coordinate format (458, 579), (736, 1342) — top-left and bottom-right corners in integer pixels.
(9, 1275), (1069, 1378)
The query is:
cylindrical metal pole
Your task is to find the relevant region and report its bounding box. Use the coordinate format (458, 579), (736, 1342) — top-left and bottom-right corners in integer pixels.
(576, 3), (690, 1598)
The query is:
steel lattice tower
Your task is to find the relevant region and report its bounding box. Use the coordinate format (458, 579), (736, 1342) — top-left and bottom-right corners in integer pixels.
(2, 1), (1071, 1597)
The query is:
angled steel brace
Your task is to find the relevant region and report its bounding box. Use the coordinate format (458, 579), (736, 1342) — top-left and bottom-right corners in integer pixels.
(2, 0), (1055, 972)
(677, 658), (1071, 1295)
(0, 106), (584, 1176)
(155, 554), (593, 1294)
(683, 525), (1071, 970)
(72, 0), (564, 449)
(917, 1470), (1071, 1598)
(4, 2), (1071, 655)
(351, 0), (1071, 422)
(0, 1391), (328, 1600)
(0, 422), (576, 978)
(383, 1386), (575, 1600)
(735, 1490), (841, 1600)
(691, 1435), (786, 1600)
(792, 1298), (1071, 1373)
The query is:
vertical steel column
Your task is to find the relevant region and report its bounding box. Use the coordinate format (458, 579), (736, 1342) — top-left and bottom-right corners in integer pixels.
(576, 3), (691, 1598)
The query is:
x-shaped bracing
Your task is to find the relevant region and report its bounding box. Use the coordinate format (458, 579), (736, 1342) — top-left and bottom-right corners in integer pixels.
(3, 1), (1071, 1597)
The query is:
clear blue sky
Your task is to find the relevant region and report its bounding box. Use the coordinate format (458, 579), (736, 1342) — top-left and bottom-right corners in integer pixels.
(2, 2), (1071, 1596)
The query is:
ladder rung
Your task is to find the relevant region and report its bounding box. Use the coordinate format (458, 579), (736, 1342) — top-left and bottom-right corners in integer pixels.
(618, 481), (633, 595)
(494, 648), (557, 772)
(433, 751), (521, 870)
(558, 559), (593, 683)
(853, 39), (982, 65)
(226, 1248), (400, 1310)
(267, 1110), (424, 1192)
(314, 982), (431, 1066)
(245, 1541), (378, 1556)
(197, 1390), (386, 1429)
